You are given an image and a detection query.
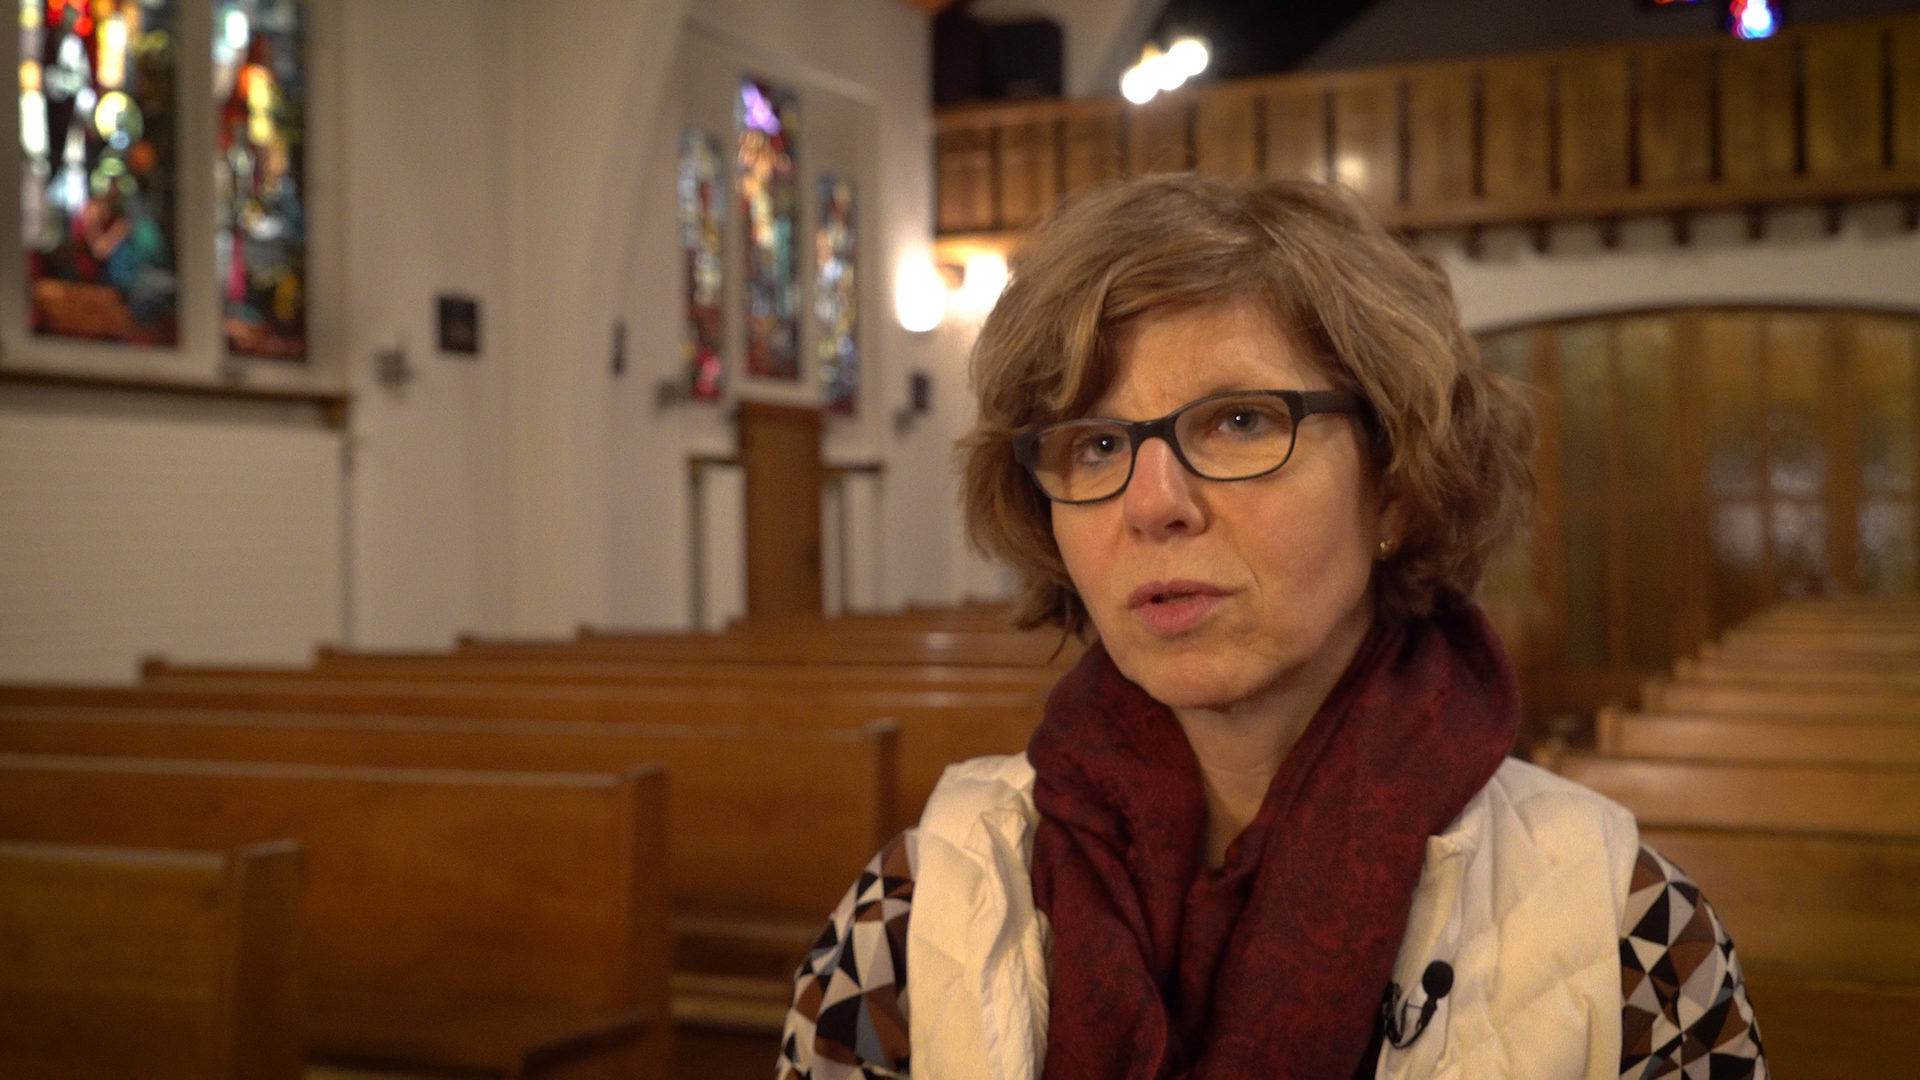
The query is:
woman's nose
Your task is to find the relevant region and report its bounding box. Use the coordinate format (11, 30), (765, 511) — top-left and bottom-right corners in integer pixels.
(1122, 436), (1205, 537)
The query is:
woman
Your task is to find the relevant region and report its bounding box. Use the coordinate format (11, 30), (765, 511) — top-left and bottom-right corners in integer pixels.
(778, 175), (1765, 1079)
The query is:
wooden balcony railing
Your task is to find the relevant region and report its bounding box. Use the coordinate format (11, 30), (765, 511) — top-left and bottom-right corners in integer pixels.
(935, 14), (1920, 243)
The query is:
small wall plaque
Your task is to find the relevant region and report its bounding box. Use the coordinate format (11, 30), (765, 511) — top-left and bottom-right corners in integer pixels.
(438, 295), (480, 355)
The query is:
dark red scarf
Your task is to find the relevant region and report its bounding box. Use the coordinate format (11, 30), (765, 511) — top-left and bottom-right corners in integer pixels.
(1028, 602), (1518, 1080)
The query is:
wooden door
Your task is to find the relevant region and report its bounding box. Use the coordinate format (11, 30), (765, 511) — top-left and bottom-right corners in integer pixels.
(739, 401), (824, 617)
(1479, 307), (1920, 720)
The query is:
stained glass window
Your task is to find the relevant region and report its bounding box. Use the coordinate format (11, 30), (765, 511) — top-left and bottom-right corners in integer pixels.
(20, 0), (178, 344)
(815, 176), (856, 413)
(678, 128), (725, 400)
(738, 77), (797, 381)
(213, 0), (305, 360)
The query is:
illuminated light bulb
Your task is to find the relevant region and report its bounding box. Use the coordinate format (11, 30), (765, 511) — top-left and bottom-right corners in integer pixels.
(895, 259), (947, 333)
(1336, 153), (1369, 190)
(1121, 63), (1158, 104)
(1151, 53), (1188, 93)
(960, 253), (1009, 314)
(1167, 37), (1210, 79)
(1734, 0), (1776, 39)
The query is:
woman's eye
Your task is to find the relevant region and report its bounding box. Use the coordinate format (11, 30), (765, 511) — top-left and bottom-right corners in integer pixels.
(1070, 432), (1124, 464)
(1214, 405), (1281, 437)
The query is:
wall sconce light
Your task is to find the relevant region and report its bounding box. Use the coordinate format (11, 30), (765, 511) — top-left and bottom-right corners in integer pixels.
(956, 252), (1009, 316)
(895, 258), (948, 333)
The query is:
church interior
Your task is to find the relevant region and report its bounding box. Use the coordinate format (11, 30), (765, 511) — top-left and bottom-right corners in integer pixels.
(3, 0), (1920, 1076)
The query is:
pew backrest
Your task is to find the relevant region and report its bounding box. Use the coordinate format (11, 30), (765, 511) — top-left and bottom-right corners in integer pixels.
(1642, 826), (1920, 983)
(0, 705), (893, 920)
(1639, 825), (1920, 1080)
(0, 752), (667, 1076)
(0, 679), (1010, 830)
(1553, 752), (1920, 836)
(0, 839), (303, 1080)
(461, 627), (1078, 668)
(1595, 706), (1920, 766)
(148, 654), (1058, 694)
(1642, 676), (1920, 720)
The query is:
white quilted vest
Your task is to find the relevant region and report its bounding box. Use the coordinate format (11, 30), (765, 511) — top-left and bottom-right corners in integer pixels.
(906, 755), (1639, 1080)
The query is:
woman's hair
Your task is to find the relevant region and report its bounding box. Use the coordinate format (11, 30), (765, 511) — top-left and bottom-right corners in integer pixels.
(957, 173), (1536, 636)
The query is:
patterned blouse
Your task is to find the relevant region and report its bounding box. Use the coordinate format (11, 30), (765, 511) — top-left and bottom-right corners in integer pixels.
(777, 833), (1768, 1080)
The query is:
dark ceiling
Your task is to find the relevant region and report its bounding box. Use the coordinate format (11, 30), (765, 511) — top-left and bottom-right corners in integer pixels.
(1144, 0), (1385, 80)
(936, 0), (1386, 107)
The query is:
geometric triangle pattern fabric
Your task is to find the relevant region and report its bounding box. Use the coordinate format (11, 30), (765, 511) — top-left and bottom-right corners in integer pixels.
(1619, 846), (1769, 1080)
(777, 829), (1770, 1080)
(779, 830), (916, 1080)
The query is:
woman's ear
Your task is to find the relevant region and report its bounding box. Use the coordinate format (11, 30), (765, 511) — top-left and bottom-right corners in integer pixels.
(1376, 492), (1409, 558)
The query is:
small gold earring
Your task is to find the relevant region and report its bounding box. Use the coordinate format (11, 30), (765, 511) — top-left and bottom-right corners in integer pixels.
(1377, 538), (1396, 559)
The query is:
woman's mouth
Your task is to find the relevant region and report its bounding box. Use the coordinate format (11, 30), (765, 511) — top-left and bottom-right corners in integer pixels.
(1126, 581), (1228, 635)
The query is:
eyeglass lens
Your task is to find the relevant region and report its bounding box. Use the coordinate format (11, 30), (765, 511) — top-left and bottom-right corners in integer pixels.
(1026, 393), (1298, 503)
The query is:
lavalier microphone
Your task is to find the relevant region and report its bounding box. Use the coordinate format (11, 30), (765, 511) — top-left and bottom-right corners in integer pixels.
(1381, 960), (1454, 1050)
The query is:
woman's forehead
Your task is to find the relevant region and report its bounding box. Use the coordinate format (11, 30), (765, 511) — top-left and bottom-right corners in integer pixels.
(1091, 302), (1324, 415)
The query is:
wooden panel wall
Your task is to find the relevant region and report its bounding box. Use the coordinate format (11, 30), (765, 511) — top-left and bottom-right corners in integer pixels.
(934, 13), (1920, 237)
(1481, 308), (1920, 718)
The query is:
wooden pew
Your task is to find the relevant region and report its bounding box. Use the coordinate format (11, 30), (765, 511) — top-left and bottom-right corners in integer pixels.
(1703, 629), (1920, 668)
(1549, 753), (1920, 836)
(1549, 747), (1920, 1075)
(0, 706), (893, 1052)
(1642, 675), (1920, 720)
(1673, 654), (1920, 695)
(1595, 705), (1920, 766)
(0, 678), (1029, 829)
(463, 626), (1080, 668)
(728, 603), (1018, 633)
(0, 753), (670, 1080)
(147, 653), (1058, 694)
(1721, 626), (1920, 653)
(1639, 827), (1920, 1079)
(0, 839), (303, 1080)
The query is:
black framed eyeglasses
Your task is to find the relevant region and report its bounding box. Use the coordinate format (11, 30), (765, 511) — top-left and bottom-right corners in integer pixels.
(1012, 389), (1368, 505)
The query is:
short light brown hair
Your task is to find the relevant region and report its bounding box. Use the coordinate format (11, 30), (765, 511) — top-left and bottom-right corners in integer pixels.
(957, 173), (1535, 636)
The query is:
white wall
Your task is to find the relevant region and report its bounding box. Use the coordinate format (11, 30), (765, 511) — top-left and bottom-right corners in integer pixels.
(1430, 205), (1920, 333)
(602, 0), (949, 630)
(0, 0), (951, 681)
(340, 0), (516, 648)
(0, 386), (341, 682)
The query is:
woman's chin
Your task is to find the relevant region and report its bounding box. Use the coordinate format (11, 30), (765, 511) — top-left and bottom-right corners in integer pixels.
(1112, 655), (1259, 714)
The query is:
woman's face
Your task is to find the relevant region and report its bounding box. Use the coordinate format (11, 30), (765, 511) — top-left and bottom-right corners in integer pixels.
(1051, 300), (1391, 716)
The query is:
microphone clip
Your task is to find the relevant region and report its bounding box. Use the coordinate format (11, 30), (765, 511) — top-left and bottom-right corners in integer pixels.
(1380, 960), (1454, 1050)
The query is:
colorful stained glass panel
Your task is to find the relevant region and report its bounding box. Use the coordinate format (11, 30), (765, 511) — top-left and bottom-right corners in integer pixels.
(739, 78), (798, 381)
(213, 0), (306, 359)
(679, 128), (725, 400)
(21, 0), (178, 344)
(815, 176), (856, 413)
